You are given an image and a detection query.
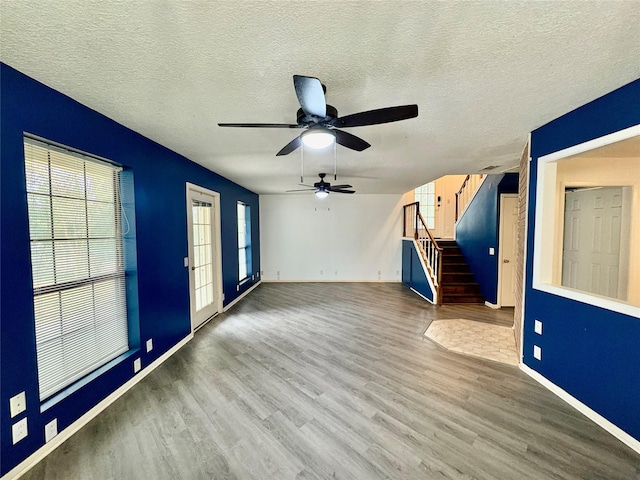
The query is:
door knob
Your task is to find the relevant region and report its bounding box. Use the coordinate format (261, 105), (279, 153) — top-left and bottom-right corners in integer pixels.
(503, 259), (510, 263)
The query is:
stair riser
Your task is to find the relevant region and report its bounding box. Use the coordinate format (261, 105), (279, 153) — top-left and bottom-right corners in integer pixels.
(441, 273), (475, 283)
(442, 285), (482, 295)
(442, 296), (485, 304)
(441, 263), (471, 273)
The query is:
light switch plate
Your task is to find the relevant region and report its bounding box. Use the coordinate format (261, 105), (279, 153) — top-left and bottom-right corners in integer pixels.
(45, 419), (58, 443)
(489, 247), (495, 255)
(146, 339), (153, 352)
(10, 391), (26, 418)
(183, 257), (189, 268)
(534, 320), (543, 335)
(133, 358), (141, 373)
(12, 418), (28, 444)
(533, 345), (542, 360)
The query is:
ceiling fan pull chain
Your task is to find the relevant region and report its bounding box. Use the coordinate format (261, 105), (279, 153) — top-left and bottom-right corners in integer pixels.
(334, 141), (337, 180)
(300, 145), (304, 184)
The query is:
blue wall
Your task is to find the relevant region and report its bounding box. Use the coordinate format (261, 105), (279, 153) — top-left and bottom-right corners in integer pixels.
(455, 173), (518, 304)
(525, 78), (640, 441)
(402, 239), (435, 303)
(0, 63), (261, 475)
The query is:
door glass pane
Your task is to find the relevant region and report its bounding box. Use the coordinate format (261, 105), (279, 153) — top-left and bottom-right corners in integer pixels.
(192, 200), (214, 312)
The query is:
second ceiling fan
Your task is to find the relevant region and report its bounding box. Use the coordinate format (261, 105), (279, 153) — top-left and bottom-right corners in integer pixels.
(218, 75), (418, 156)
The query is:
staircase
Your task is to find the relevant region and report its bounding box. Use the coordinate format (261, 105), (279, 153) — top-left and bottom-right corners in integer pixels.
(438, 240), (485, 304)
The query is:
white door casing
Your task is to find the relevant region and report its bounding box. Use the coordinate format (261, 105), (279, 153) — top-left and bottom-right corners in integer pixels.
(499, 195), (519, 307)
(186, 183), (223, 331)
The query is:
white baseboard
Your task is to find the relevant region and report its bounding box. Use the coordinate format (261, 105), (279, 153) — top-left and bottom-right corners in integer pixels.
(2, 334), (194, 480)
(259, 279), (403, 283)
(410, 287), (436, 304)
(520, 363), (640, 455)
(484, 301), (500, 309)
(223, 280), (261, 312)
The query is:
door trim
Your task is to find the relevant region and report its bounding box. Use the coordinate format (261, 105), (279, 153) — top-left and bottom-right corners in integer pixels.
(498, 194), (519, 307)
(186, 182), (223, 332)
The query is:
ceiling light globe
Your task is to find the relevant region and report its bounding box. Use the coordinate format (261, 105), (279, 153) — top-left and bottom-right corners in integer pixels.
(315, 190), (329, 199)
(302, 129), (335, 149)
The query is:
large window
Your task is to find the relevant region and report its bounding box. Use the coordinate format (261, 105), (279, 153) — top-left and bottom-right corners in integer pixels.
(532, 128), (639, 317)
(24, 138), (129, 400)
(237, 202), (251, 281)
(415, 182), (435, 229)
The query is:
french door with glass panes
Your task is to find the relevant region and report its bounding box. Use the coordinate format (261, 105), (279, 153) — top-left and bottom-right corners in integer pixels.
(186, 184), (222, 330)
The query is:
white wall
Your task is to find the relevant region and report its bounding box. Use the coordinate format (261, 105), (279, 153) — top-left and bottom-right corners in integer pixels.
(260, 193), (412, 282)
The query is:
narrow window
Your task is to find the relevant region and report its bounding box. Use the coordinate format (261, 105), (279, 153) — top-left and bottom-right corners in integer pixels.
(237, 202), (251, 281)
(24, 138), (129, 400)
(415, 182), (435, 229)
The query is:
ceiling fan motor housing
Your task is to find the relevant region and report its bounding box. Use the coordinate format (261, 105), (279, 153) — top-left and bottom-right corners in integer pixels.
(296, 105), (338, 125)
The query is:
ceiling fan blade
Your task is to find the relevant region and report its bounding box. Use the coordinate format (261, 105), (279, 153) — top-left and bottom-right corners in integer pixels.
(218, 123), (302, 128)
(331, 104), (418, 128)
(330, 188), (356, 194)
(286, 188), (316, 192)
(276, 136), (303, 156)
(293, 75), (326, 118)
(334, 129), (371, 152)
(330, 184), (353, 189)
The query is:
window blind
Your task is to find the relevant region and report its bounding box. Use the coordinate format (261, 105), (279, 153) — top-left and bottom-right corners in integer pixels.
(237, 203), (248, 280)
(24, 138), (129, 400)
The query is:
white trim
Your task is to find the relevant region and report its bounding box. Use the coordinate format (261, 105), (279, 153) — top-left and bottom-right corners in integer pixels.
(410, 239), (438, 302)
(186, 183), (224, 332)
(531, 124), (640, 318)
(484, 301), (499, 309)
(520, 363), (640, 455)
(410, 287), (435, 304)
(454, 174), (488, 230)
(536, 124), (640, 164)
(261, 280), (403, 283)
(223, 280), (262, 312)
(2, 334), (194, 480)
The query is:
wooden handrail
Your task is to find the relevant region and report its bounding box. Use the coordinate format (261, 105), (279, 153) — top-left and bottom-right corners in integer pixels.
(455, 174), (484, 222)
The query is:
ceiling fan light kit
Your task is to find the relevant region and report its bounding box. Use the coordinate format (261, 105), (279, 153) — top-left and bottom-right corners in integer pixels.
(301, 128), (335, 149)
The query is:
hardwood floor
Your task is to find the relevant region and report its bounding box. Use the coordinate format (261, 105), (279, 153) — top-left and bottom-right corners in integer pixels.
(22, 283), (639, 480)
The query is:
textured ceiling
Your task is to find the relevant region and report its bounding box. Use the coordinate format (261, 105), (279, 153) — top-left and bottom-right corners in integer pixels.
(1, 1), (639, 194)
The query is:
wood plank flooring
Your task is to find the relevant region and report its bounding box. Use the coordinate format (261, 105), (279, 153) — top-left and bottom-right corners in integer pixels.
(22, 283), (639, 479)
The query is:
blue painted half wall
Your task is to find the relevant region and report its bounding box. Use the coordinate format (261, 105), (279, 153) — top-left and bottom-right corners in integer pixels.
(0, 63), (261, 475)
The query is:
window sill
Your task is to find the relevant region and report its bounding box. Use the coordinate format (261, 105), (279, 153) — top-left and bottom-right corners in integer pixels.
(40, 348), (139, 413)
(532, 282), (640, 318)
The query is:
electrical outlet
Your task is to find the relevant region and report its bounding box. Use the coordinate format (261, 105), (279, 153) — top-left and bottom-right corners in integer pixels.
(133, 358), (141, 373)
(236, 284), (240, 291)
(183, 257), (189, 268)
(12, 418), (28, 444)
(45, 419), (58, 443)
(146, 339), (153, 352)
(252, 274), (254, 281)
(489, 247), (495, 255)
(534, 320), (543, 335)
(10, 391), (26, 418)
(533, 345), (542, 360)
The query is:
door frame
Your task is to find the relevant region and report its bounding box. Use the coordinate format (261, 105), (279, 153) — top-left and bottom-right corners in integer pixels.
(498, 194), (519, 307)
(186, 182), (223, 331)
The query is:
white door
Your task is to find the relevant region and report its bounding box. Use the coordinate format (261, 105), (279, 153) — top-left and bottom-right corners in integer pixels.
(562, 186), (630, 300)
(186, 184), (222, 331)
(499, 195), (519, 307)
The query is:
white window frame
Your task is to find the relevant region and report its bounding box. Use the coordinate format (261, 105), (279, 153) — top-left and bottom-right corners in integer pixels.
(237, 202), (251, 282)
(532, 124), (640, 318)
